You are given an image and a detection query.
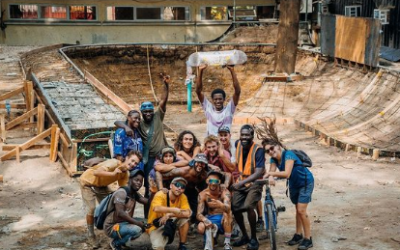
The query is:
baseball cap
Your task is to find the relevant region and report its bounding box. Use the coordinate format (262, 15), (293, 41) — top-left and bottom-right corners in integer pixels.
(218, 126), (230, 133)
(171, 177), (188, 185)
(140, 101), (154, 111)
(193, 153), (208, 165)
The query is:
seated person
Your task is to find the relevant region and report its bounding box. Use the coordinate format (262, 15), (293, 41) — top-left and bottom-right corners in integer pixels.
(197, 171), (233, 250)
(79, 150), (142, 248)
(174, 130), (201, 161)
(113, 110), (144, 171)
(147, 177), (192, 250)
(104, 169), (148, 250)
(149, 147), (188, 198)
(154, 154), (210, 223)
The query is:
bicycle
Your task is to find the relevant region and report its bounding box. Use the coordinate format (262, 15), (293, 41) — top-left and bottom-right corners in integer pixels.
(255, 179), (285, 250)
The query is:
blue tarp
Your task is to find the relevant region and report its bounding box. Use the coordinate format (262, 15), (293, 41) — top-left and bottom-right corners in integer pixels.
(380, 46), (400, 62)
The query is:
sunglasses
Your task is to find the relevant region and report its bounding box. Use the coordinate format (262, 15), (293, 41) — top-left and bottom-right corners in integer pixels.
(208, 179), (220, 184)
(265, 146), (275, 154)
(174, 182), (186, 190)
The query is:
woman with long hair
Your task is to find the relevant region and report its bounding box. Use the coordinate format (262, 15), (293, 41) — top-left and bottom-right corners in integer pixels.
(256, 118), (314, 250)
(174, 130), (201, 161)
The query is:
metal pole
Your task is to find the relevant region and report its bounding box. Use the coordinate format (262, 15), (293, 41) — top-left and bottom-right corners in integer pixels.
(186, 78), (192, 112)
(233, 0), (236, 25)
(305, 0), (308, 22)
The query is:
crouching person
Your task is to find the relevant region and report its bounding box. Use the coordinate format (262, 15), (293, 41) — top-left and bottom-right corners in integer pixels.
(147, 177), (192, 250)
(197, 171), (233, 250)
(104, 169), (148, 250)
(79, 150), (142, 248)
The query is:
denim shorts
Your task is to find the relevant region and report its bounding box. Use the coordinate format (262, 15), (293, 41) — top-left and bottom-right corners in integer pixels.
(289, 182), (314, 204)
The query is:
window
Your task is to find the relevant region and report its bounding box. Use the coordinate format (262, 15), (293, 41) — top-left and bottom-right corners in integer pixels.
(136, 7), (161, 20)
(345, 5), (361, 17)
(374, 9), (390, 25)
(228, 6), (256, 21)
(163, 7), (189, 20)
(256, 6), (275, 19)
(107, 7), (134, 20)
(40, 6), (67, 19)
(69, 6), (96, 20)
(201, 6), (228, 20)
(9, 4), (38, 19)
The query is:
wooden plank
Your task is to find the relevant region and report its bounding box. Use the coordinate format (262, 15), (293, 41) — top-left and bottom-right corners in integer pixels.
(57, 151), (75, 176)
(2, 144), (51, 151)
(70, 143), (78, 174)
(15, 146), (20, 163)
(0, 114), (5, 142)
(26, 81), (35, 123)
(335, 16), (367, 64)
(0, 127), (52, 161)
(50, 126), (60, 162)
(85, 71), (131, 114)
(5, 107), (38, 130)
(37, 104), (45, 134)
(60, 132), (71, 148)
(0, 175), (3, 182)
(0, 103), (26, 109)
(0, 87), (25, 102)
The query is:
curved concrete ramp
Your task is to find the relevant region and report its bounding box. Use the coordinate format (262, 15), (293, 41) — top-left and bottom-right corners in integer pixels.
(237, 54), (400, 154)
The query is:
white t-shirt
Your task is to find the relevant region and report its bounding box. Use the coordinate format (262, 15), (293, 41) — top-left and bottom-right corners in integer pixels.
(202, 97), (236, 136)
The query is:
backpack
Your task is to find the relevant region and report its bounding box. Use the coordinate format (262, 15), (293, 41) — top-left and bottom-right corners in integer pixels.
(94, 186), (130, 230)
(291, 150), (312, 168)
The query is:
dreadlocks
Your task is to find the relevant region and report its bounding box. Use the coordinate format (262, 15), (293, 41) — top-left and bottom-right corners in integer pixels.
(255, 116), (286, 150)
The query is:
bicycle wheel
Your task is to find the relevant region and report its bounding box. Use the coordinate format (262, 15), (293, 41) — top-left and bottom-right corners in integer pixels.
(266, 203), (277, 250)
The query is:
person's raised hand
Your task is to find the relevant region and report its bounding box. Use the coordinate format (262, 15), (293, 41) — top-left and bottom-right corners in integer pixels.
(198, 64), (207, 71)
(226, 65), (235, 71)
(160, 73), (171, 85)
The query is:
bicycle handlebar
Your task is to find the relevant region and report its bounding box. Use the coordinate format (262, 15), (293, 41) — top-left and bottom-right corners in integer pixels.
(254, 179), (269, 186)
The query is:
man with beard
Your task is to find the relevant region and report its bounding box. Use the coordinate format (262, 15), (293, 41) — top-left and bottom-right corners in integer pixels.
(231, 125), (265, 250)
(104, 169), (148, 250)
(203, 135), (236, 187)
(115, 73), (170, 218)
(155, 154), (210, 223)
(147, 177), (192, 250)
(197, 171), (233, 250)
(196, 65), (241, 136)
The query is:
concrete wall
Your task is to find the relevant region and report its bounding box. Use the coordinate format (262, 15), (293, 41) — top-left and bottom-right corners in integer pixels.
(0, 0), (275, 45)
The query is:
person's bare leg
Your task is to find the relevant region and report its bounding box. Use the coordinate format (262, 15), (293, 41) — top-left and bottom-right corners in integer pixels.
(223, 212), (233, 246)
(179, 221), (190, 243)
(247, 208), (257, 239)
(233, 211), (248, 239)
(197, 222), (206, 235)
(296, 203), (311, 239)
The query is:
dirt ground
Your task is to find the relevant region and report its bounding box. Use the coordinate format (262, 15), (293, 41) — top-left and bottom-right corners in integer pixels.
(1, 45), (400, 250)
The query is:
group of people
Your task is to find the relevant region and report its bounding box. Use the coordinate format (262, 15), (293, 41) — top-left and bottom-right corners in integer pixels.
(79, 65), (315, 250)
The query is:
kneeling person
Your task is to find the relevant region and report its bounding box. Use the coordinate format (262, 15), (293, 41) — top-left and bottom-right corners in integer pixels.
(148, 177), (192, 250)
(197, 171), (233, 250)
(104, 169), (148, 250)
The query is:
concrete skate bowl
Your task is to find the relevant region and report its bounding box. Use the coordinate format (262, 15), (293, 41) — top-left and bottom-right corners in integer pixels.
(60, 44), (400, 157)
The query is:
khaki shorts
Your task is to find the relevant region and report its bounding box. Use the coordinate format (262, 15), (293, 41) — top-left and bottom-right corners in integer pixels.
(149, 218), (189, 250)
(80, 182), (110, 216)
(231, 182), (263, 213)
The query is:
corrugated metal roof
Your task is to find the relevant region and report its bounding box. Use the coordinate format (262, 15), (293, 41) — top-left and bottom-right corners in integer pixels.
(380, 46), (400, 62)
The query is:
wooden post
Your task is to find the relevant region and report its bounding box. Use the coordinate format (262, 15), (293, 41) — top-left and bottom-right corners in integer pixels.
(24, 81), (35, 123)
(0, 175), (3, 182)
(274, 0), (301, 74)
(372, 149), (380, 160)
(15, 146), (20, 163)
(70, 143), (78, 174)
(357, 147), (362, 157)
(0, 114), (5, 142)
(37, 104), (45, 134)
(50, 125), (60, 162)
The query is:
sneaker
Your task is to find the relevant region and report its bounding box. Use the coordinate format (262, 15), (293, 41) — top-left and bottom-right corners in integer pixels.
(179, 243), (189, 250)
(256, 219), (265, 232)
(87, 235), (100, 249)
(224, 243), (233, 250)
(246, 238), (259, 250)
(287, 234), (303, 246)
(232, 236), (250, 247)
(298, 238), (313, 250)
(110, 240), (122, 250)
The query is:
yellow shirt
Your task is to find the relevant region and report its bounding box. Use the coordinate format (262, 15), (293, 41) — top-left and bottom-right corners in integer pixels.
(147, 191), (190, 234)
(79, 159), (129, 187)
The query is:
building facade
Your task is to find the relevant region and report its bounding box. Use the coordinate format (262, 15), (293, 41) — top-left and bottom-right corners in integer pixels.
(0, 0), (276, 45)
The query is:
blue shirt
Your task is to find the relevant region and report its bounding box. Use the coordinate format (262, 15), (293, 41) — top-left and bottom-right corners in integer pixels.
(270, 150), (314, 189)
(114, 128), (144, 171)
